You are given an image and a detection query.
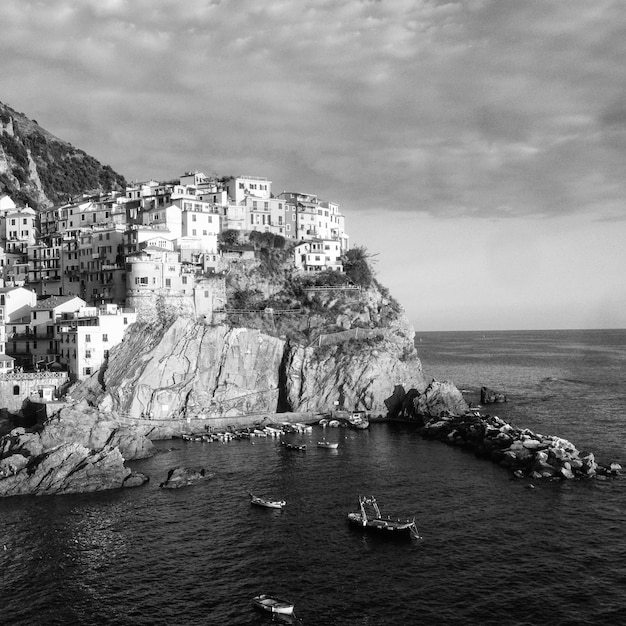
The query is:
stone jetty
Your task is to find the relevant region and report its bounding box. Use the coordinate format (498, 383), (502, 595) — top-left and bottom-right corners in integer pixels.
(421, 411), (621, 480)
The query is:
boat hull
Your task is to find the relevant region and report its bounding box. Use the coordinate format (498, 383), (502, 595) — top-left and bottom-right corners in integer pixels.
(252, 595), (295, 615)
(250, 495), (286, 509)
(347, 512), (419, 538)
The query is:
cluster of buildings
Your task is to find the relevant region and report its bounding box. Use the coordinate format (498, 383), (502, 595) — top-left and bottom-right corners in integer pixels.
(0, 173), (350, 383)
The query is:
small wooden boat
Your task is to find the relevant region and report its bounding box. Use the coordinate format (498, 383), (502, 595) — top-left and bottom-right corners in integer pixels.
(317, 440), (339, 449)
(250, 493), (286, 509)
(347, 495), (421, 539)
(252, 594), (295, 615)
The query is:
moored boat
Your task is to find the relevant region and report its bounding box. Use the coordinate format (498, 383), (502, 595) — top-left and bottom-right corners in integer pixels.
(347, 495), (421, 539)
(281, 442), (307, 451)
(317, 440), (339, 449)
(252, 594), (295, 615)
(250, 493), (286, 509)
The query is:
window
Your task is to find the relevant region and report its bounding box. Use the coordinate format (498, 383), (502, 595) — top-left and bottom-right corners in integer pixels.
(85, 334), (91, 342)
(84, 367), (92, 376)
(182, 276), (188, 284)
(192, 214), (197, 222)
(103, 334), (108, 343)
(85, 350), (91, 359)
(165, 278), (171, 287)
(13, 385), (20, 395)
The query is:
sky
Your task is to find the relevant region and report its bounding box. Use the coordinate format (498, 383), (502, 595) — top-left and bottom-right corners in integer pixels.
(1, 0), (625, 331)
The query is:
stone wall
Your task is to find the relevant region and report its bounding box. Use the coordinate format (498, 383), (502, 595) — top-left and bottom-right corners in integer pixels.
(0, 372), (69, 412)
(126, 275), (226, 324)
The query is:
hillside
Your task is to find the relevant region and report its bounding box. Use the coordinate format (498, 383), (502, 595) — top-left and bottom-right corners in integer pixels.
(0, 100), (126, 209)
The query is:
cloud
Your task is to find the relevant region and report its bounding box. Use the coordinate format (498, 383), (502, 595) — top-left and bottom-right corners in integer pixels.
(0, 0), (625, 223)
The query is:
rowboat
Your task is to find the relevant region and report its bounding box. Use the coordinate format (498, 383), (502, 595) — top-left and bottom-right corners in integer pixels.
(347, 495), (421, 539)
(252, 594), (295, 615)
(317, 440), (339, 449)
(250, 493), (286, 509)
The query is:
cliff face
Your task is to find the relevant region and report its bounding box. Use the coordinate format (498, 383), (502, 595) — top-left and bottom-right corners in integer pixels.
(90, 316), (425, 419)
(0, 100), (126, 209)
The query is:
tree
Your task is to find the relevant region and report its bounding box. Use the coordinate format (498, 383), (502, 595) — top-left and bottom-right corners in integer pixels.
(219, 229), (241, 247)
(343, 246), (374, 287)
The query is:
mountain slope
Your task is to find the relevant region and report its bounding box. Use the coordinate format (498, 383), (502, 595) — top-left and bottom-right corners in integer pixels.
(0, 100), (126, 209)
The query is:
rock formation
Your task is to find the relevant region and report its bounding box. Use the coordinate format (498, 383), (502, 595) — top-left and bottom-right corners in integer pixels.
(0, 442), (145, 497)
(0, 400), (155, 497)
(159, 467), (213, 489)
(0, 402), (160, 461)
(421, 411), (621, 480)
(85, 317), (426, 420)
(385, 380), (469, 423)
(481, 386), (507, 404)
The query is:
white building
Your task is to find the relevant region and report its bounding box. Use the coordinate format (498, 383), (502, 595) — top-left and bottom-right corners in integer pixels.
(226, 176), (272, 205)
(57, 304), (137, 380)
(293, 240), (344, 273)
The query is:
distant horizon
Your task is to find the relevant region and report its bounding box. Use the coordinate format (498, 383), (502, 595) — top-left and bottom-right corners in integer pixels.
(413, 326), (626, 334)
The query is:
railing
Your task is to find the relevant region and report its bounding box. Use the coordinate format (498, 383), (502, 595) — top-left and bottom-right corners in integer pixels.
(304, 285), (361, 292)
(0, 371), (68, 381)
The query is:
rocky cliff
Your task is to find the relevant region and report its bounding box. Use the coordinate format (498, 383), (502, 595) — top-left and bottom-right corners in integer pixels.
(86, 316), (426, 419)
(68, 253), (434, 420)
(0, 100), (126, 209)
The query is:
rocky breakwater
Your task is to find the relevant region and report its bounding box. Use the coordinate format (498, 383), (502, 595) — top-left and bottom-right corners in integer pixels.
(421, 411), (621, 480)
(0, 401), (151, 497)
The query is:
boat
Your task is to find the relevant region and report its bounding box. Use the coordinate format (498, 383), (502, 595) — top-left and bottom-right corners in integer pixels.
(317, 440), (339, 449)
(252, 594), (295, 615)
(346, 411), (369, 430)
(281, 442), (307, 451)
(347, 495), (421, 539)
(250, 493), (286, 509)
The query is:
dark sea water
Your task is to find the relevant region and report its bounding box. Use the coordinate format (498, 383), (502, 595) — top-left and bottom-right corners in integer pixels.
(2, 329), (626, 625)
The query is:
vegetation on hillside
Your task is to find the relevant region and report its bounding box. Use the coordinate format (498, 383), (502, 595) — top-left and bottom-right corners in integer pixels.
(0, 101), (126, 209)
(218, 232), (403, 344)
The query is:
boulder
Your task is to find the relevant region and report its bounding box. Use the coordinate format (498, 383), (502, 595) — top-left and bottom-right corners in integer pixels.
(414, 380), (469, 418)
(481, 387), (507, 404)
(159, 466), (213, 489)
(123, 472), (150, 488)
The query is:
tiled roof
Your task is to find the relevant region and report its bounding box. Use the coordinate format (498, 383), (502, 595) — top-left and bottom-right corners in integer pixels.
(34, 295), (82, 310)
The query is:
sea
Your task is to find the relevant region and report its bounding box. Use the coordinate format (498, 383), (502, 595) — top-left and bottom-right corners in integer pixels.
(1, 329), (626, 626)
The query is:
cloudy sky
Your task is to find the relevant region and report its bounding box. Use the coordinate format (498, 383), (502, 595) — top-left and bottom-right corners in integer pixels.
(1, 0), (625, 331)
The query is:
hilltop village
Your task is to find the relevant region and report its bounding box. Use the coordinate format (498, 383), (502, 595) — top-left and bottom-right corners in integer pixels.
(0, 172), (350, 405)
